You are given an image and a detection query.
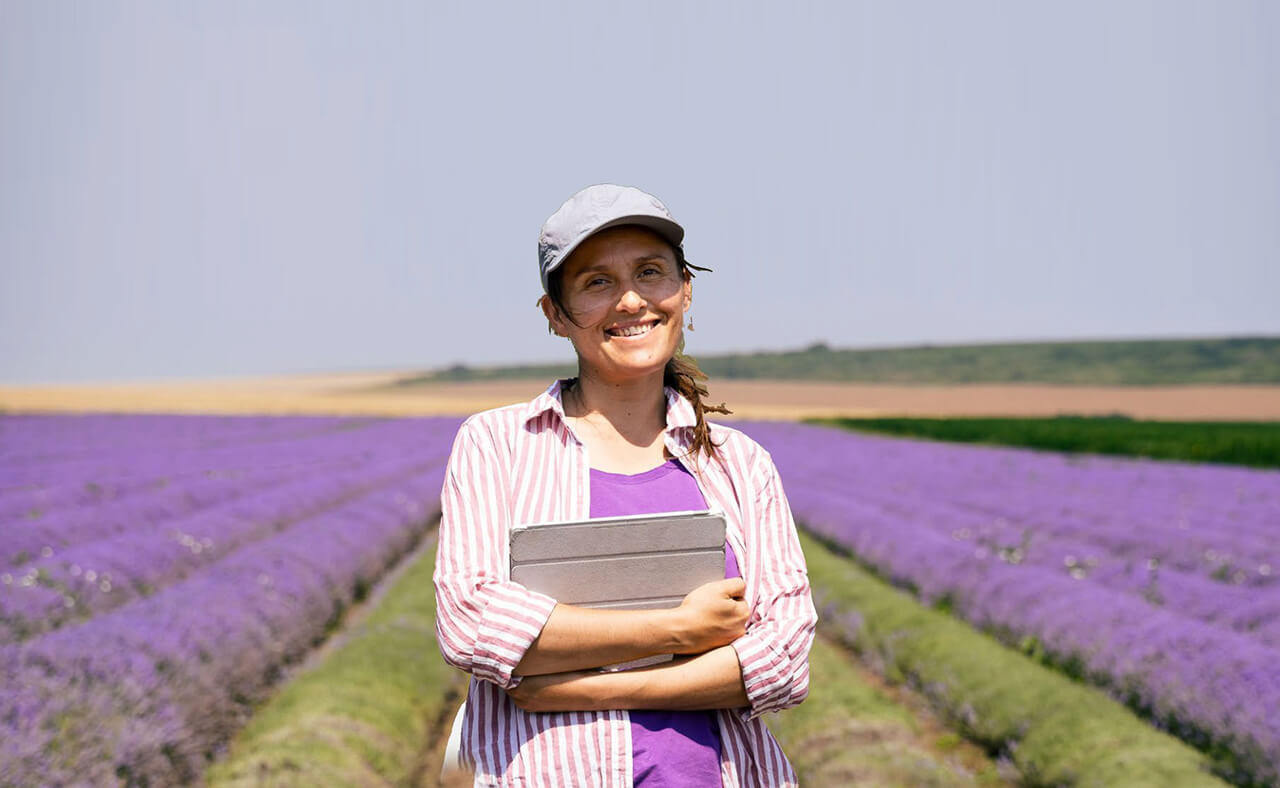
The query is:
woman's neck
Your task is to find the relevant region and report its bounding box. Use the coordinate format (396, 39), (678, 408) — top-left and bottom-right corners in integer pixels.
(563, 368), (668, 443)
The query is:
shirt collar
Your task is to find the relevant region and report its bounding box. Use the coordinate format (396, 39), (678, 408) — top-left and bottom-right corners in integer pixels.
(521, 377), (698, 433)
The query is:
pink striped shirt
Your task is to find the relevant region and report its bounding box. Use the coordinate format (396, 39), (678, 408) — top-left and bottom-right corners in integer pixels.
(433, 379), (817, 787)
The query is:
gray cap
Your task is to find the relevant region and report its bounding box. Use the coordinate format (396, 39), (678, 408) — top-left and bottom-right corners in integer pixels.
(538, 184), (685, 293)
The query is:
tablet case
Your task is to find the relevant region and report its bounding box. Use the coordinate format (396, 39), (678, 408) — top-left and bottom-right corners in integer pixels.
(509, 509), (726, 611)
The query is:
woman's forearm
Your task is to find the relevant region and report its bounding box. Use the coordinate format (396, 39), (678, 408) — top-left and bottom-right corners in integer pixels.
(514, 578), (748, 677)
(626, 645), (750, 710)
(513, 603), (680, 677)
(507, 645), (749, 713)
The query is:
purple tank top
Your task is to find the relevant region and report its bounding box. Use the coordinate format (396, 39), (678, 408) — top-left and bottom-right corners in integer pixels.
(589, 458), (740, 788)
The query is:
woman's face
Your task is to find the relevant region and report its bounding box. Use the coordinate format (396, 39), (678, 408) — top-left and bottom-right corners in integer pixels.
(541, 225), (692, 384)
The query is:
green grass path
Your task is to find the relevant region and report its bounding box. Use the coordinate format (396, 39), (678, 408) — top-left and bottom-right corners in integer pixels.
(768, 631), (1007, 786)
(207, 538), (464, 786)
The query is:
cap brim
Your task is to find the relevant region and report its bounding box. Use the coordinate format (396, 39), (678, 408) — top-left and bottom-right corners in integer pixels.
(542, 214), (685, 289)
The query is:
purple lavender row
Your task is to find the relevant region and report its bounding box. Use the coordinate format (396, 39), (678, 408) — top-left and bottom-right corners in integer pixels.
(748, 422), (1278, 602)
(0, 462), (447, 786)
(0, 412), (359, 479)
(733, 420), (1280, 784)
(3, 460), (340, 567)
(761, 423), (1277, 586)
(797, 471), (1280, 647)
(0, 415), (397, 522)
(837, 476), (1275, 590)
(0, 415), (460, 614)
(1, 417), (459, 566)
(800, 444), (1280, 648)
(911, 480), (1275, 590)
(916, 447), (1270, 582)
(0, 450), (445, 644)
(1, 416), (456, 556)
(0, 412), (363, 465)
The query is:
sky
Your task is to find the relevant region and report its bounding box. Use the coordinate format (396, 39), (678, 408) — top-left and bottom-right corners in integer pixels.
(1, 1), (1277, 384)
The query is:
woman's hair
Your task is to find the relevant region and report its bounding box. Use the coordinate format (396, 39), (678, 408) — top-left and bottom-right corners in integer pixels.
(543, 238), (732, 465)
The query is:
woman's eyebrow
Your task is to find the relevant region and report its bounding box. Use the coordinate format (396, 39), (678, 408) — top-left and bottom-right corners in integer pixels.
(574, 255), (671, 276)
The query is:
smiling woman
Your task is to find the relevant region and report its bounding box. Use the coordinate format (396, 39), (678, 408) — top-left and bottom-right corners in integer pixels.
(544, 225), (689, 399)
(432, 184), (817, 787)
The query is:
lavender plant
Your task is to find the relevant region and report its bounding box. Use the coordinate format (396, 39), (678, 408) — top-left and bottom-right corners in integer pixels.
(734, 420), (1280, 785)
(0, 414), (460, 785)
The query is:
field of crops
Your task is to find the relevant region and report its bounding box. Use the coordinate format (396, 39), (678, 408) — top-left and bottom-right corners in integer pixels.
(741, 420), (1279, 785)
(0, 413), (462, 784)
(1, 412), (1273, 785)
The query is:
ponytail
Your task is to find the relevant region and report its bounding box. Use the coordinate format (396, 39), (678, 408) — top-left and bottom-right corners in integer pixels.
(664, 350), (731, 466)
(665, 246), (731, 466)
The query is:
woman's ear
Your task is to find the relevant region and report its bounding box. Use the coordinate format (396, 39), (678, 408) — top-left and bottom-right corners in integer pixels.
(538, 294), (568, 337)
(682, 276), (692, 312)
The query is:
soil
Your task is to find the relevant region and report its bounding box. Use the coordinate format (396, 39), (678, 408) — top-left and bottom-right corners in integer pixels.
(5, 373), (1278, 421)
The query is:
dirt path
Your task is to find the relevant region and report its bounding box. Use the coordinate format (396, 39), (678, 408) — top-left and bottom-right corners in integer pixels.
(5, 375), (1279, 420)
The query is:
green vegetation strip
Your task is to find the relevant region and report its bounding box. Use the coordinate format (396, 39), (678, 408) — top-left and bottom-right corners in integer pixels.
(207, 540), (460, 786)
(811, 415), (1280, 468)
(768, 633), (1005, 786)
(398, 336), (1280, 385)
(800, 529), (1228, 787)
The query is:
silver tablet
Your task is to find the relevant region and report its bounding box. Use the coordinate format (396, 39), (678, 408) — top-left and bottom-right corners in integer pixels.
(509, 509), (727, 611)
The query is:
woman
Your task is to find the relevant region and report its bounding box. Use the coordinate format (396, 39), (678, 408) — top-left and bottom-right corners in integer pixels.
(433, 184), (817, 787)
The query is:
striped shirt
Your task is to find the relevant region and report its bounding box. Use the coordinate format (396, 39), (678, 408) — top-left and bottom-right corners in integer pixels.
(433, 379), (818, 787)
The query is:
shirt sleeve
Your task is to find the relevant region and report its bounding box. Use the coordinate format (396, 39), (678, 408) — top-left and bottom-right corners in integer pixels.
(729, 446), (818, 721)
(433, 416), (558, 690)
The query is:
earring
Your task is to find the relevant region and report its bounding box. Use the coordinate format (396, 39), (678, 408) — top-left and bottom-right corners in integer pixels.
(686, 314), (695, 331)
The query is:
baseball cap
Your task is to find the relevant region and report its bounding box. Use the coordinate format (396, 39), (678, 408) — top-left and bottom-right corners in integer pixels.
(538, 184), (685, 293)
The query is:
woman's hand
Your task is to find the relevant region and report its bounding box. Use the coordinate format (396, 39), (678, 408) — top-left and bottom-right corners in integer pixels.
(670, 578), (749, 655)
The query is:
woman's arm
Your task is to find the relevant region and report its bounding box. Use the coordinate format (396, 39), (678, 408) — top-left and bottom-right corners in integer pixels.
(507, 645), (749, 713)
(433, 418), (560, 690)
(513, 577), (749, 677)
(725, 446), (818, 721)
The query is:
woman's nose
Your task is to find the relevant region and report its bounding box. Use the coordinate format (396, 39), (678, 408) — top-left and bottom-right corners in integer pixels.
(617, 288), (646, 312)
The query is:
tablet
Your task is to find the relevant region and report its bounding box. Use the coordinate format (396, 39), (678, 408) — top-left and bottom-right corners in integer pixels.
(509, 509), (727, 610)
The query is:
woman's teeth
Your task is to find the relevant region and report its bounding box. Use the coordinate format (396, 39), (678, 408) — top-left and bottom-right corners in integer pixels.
(608, 321), (656, 337)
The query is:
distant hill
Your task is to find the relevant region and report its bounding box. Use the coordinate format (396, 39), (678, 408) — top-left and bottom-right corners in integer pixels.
(395, 336), (1280, 386)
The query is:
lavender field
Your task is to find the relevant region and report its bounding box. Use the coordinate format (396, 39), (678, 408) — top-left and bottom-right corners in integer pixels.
(736, 420), (1280, 785)
(3, 411), (1276, 785)
(0, 413), (461, 785)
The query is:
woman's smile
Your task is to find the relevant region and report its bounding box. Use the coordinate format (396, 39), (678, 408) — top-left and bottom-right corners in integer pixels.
(605, 318), (662, 340)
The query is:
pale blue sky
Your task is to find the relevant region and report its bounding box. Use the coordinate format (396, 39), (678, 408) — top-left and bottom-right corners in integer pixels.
(2, 1), (1277, 384)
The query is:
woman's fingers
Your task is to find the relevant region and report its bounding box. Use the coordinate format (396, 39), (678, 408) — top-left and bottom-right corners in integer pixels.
(715, 577), (746, 599)
(672, 578), (750, 653)
(687, 577), (745, 603)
